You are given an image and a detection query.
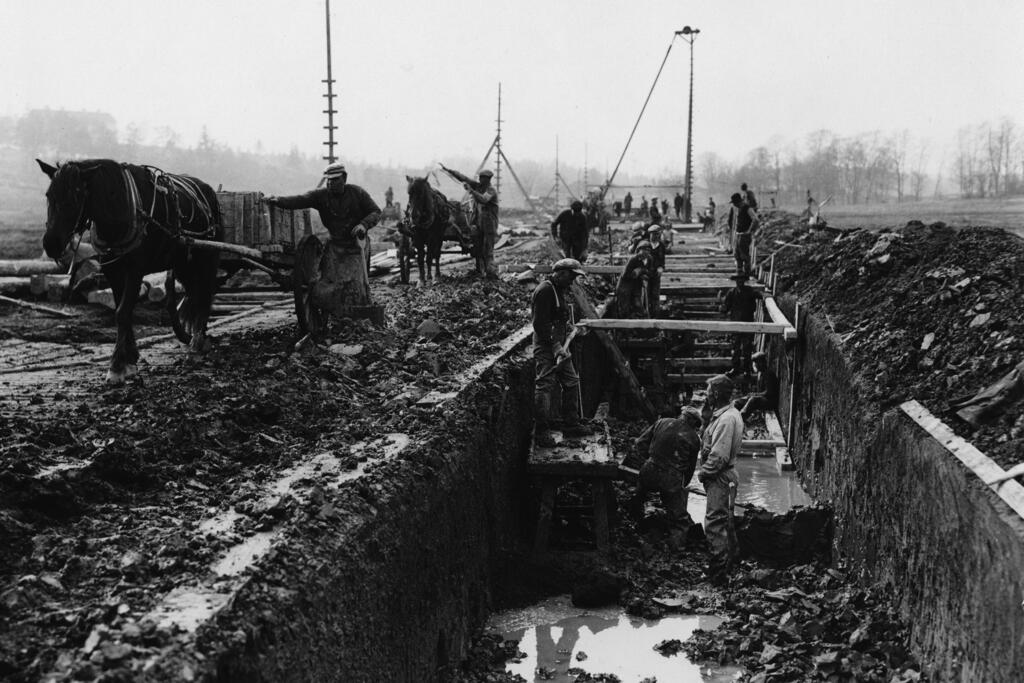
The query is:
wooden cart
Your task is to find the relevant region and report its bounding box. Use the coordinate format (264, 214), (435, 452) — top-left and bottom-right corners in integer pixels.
(169, 191), (384, 342)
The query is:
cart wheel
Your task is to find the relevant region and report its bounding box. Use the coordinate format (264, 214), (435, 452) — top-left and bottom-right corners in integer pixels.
(293, 234), (327, 337)
(166, 271), (192, 344)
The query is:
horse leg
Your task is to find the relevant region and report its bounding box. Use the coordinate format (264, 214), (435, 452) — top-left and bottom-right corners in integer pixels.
(431, 233), (443, 280)
(108, 271), (142, 384)
(416, 241), (428, 286)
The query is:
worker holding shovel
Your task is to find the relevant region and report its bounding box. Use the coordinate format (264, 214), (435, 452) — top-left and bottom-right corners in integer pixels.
(532, 258), (592, 445)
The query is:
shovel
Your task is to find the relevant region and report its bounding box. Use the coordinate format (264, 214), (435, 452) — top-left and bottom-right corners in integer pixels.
(536, 325), (581, 381)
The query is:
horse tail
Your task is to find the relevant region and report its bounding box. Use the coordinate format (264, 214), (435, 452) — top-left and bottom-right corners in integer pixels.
(176, 182), (221, 336)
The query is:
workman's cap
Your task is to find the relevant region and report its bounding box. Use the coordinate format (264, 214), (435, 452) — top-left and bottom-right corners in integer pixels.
(707, 374), (735, 394)
(752, 351), (768, 362)
(646, 225), (661, 233)
(323, 162), (347, 179)
(679, 406), (703, 426)
(729, 272), (749, 281)
(730, 192), (743, 203)
(552, 258), (586, 276)
(571, 200), (583, 210)
(635, 240), (652, 250)
(479, 170), (494, 178)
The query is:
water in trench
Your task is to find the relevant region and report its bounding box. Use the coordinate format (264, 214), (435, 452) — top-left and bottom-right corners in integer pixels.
(486, 596), (743, 682)
(687, 455), (812, 525)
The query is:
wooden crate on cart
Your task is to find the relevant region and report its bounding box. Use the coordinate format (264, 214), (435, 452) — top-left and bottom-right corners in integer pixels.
(215, 191), (312, 252)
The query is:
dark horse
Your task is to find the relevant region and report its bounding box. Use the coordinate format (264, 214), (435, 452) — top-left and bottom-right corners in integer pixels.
(404, 175), (471, 284)
(38, 159), (222, 384)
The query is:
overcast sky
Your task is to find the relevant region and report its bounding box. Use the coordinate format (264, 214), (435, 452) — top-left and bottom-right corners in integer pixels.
(3, 0), (1023, 176)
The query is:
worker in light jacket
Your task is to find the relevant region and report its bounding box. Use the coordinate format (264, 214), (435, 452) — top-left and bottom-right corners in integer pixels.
(698, 374), (743, 586)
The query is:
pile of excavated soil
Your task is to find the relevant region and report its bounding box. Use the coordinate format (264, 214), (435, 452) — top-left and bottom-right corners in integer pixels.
(757, 212), (1024, 471)
(0, 275), (531, 679)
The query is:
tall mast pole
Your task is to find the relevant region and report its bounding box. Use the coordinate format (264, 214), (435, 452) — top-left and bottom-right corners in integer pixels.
(495, 83), (503, 202)
(554, 135), (560, 211)
(584, 142), (589, 198)
(322, 0), (337, 163)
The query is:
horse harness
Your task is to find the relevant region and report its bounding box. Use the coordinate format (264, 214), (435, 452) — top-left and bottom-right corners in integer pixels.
(69, 163), (219, 261)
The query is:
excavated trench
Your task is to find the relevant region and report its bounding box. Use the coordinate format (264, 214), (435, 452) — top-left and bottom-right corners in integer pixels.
(11, 225), (1021, 682)
(167, 291), (1023, 682)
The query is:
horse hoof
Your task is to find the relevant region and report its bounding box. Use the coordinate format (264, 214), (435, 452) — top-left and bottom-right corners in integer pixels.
(125, 364), (138, 378)
(106, 368), (127, 385)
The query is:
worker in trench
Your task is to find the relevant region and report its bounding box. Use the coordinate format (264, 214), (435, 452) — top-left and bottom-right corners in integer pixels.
(531, 258), (593, 444)
(699, 374), (743, 586)
(629, 406), (704, 549)
(550, 200), (590, 262)
(614, 240), (655, 318)
(646, 225), (666, 316)
(734, 351), (779, 418)
(721, 272), (758, 377)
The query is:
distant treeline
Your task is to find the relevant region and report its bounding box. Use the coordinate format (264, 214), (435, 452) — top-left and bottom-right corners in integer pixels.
(700, 119), (1024, 206)
(0, 109), (670, 219)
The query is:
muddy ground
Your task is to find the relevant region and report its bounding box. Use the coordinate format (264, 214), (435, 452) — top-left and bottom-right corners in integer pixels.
(0, 228), (566, 680)
(3, 210), (1004, 681)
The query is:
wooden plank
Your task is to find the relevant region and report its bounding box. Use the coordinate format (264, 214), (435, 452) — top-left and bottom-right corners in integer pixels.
(662, 283), (765, 294)
(900, 400), (1024, 521)
(579, 318), (790, 334)
(528, 425), (618, 478)
(763, 411), (787, 444)
(776, 445), (795, 471)
(569, 283), (656, 419)
(533, 481), (557, 555)
(670, 357), (733, 369)
(0, 294), (76, 318)
(760, 294), (798, 340)
(0, 260), (65, 276)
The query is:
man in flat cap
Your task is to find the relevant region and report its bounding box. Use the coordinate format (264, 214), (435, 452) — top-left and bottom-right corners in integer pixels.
(551, 200), (590, 262)
(699, 374), (743, 585)
(444, 166), (499, 278)
(265, 162), (381, 310)
(267, 162), (380, 247)
(532, 258), (592, 442)
(630, 405), (704, 547)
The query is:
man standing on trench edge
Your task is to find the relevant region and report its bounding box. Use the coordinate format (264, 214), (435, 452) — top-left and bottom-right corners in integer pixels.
(532, 258), (593, 445)
(728, 192), (759, 275)
(443, 166), (499, 278)
(699, 374), (743, 586)
(550, 200), (590, 262)
(265, 162), (381, 300)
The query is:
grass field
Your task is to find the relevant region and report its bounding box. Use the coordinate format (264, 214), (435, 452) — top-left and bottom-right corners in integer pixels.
(779, 196), (1024, 238)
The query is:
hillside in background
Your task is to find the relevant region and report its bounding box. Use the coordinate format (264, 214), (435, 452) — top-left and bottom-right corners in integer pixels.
(0, 109), (681, 224)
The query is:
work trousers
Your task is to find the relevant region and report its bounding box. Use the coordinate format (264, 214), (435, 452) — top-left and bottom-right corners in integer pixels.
(734, 231), (752, 274)
(475, 229), (497, 278)
(533, 342), (582, 428)
(703, 468), (739, 577)
(631, 460), (693, 529)
(647, 273), (661, 316)
(559, 235), (589, 263)
(731, 333), (754, 375)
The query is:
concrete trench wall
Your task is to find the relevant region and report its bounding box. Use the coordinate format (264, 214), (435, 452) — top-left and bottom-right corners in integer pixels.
(160, 354), (535, 682)
(774, 295), (1024, 682)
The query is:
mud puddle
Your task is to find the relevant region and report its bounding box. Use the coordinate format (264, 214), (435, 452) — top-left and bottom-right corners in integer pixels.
(487, 596), (742, 682)
(687, 456), (811, 524)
